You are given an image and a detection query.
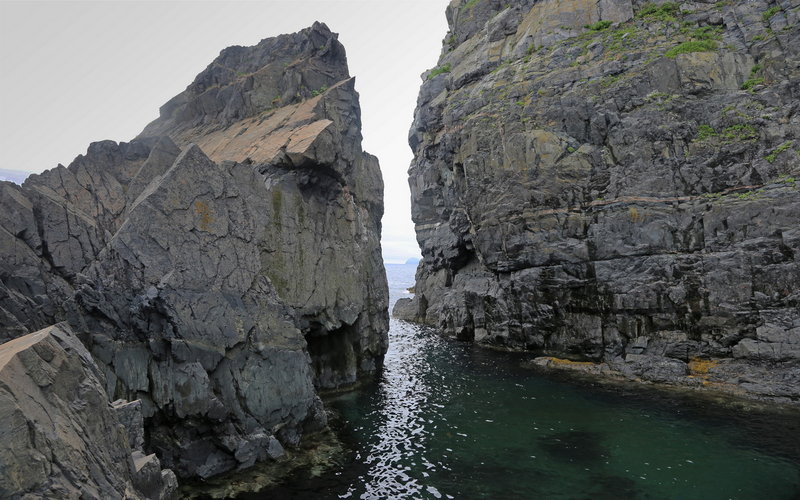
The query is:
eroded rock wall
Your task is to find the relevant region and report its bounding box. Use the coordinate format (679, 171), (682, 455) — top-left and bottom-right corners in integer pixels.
(0, 137), (180, 341)
(398, 0), (800, 401)
(0, 22), (388, 478)
(0, 324), (176, 499)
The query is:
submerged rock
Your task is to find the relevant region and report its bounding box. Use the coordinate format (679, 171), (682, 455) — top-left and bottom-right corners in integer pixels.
(400, 0), (800, 401)
(0, 324), (176, 499)
(0, 22), (388, 479)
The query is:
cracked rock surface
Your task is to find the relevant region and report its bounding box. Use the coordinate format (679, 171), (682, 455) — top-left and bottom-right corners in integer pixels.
(0, 22), (388, 480)
(398, 0), (799, 402)
(0, 323), (176, 499)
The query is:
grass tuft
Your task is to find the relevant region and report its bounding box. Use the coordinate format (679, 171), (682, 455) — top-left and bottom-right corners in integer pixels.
(720, 124), (758, 142)
(585, 20), (613, 31)
(638, 2), (681, 22)
(741, 77), (764, 91)
(763, 6), (781, 21)
(464, 0), (481, 10)
(696, 124), (717, 141)
(427, 63), (452, 80)
(765, 141), (794, 163)
(665, 39), (717, 58)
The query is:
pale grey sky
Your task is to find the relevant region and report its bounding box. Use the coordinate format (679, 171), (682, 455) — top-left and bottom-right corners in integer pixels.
(0, 0), (451, 263)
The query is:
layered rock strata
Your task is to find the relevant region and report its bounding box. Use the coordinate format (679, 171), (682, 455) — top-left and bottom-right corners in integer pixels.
(0, 323), (176, 499)
(398, 0), (800, 401)
(0, 22), (388, 479)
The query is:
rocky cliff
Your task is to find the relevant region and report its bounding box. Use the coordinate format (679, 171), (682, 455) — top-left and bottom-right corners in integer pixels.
(0, 324), (176, 499)
(397, 0), (800, 401)
(0, 22), (388, 481)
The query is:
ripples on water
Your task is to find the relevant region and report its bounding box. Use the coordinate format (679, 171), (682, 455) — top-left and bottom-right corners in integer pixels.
(253, 264), (800, 499)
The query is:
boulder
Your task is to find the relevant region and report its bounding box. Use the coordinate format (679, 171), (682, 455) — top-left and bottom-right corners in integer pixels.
(0, 324), (175, 499)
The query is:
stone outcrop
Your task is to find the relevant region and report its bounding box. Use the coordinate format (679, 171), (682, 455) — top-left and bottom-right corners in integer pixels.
(398, 0), (800, 401)
(0, 138), (177, 341)
(0, 323), (176, 499)
(0, 21), (388, 480)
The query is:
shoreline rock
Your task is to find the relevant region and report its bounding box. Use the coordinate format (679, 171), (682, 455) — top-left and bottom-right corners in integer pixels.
(0, 324), (176, 499)
(400, 0), (800, 403)
(528, 354), (800, 406)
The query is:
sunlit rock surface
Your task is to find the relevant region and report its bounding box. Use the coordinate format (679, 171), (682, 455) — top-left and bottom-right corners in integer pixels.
(398, 0), (800, 401)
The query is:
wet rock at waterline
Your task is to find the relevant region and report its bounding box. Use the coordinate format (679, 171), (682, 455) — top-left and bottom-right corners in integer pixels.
(0, 324), (177, 499)
(0, 22), (388, 481)
(398, 0), (800, 402)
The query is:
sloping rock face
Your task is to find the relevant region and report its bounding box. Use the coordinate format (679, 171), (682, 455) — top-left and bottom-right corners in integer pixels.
(0, 324), (175, 499)
(0, 22), (388, 478)
(0, 137), (180, 341)
(399, 0), (800, 401)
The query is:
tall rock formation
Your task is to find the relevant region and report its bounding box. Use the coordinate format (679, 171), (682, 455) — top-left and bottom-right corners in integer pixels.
(0, 22), (388, 480)
(398, 0), (799, 400)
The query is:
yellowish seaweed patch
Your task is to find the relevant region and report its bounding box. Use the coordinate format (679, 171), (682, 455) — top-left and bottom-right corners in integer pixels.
(540, 356), (596, 367)
(688, 357), (719, 375)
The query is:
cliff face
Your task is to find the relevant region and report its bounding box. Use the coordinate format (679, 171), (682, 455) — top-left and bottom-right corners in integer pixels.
(0, 22), (388, 479)
(398, 0), (800, 400)
(0, 324), (176, 499)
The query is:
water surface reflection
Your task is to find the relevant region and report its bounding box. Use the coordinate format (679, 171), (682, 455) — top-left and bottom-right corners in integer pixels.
(256, 264), (800, 499)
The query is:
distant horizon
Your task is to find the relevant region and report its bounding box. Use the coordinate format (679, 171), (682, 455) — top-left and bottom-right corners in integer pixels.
(384, 257), (421, 266)
(0, 167), (30, 185)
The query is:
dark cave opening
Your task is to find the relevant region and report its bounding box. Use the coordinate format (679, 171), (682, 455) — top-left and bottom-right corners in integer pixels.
(305, 322), (362, 391)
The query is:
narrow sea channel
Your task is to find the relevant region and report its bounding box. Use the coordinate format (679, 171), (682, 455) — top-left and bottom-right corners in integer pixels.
(255, 263), (800, 499)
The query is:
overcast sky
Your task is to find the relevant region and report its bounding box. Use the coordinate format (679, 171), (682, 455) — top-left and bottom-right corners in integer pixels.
(0, 0), (451, 263)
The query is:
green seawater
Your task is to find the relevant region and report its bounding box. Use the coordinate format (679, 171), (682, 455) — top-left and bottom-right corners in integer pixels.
(250, 264), (800, 499)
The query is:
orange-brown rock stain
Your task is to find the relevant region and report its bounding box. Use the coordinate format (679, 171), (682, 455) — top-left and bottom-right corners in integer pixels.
(688, 357), (720, 385)
(540, 356), (597, 367)
(194, 201), (213, 230)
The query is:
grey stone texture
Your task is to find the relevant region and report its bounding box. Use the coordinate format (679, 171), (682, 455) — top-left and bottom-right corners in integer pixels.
(0, 324), (176, 500)
(0, 22), (388, 479)
(398, 0), (800, 401)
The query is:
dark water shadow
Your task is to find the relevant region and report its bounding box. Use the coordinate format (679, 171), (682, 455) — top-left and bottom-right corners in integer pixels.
(538, 430), (609, 465)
